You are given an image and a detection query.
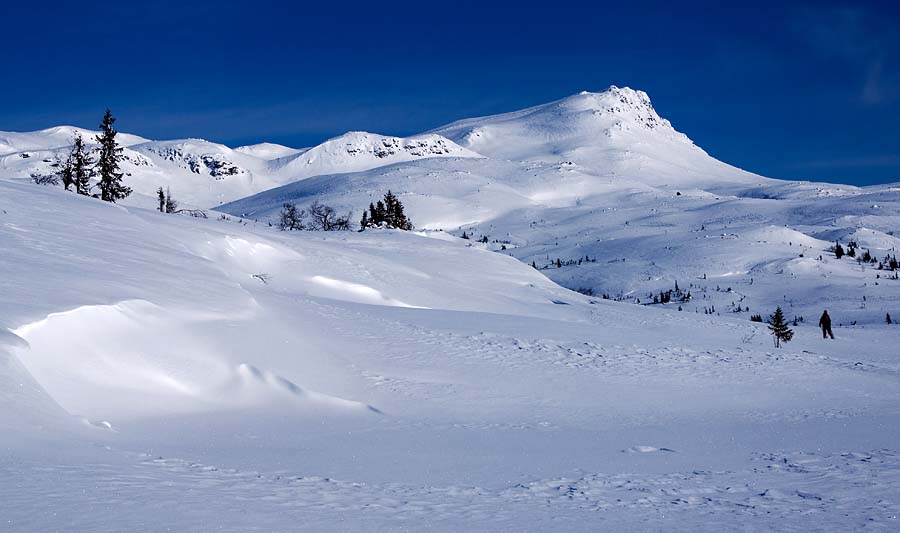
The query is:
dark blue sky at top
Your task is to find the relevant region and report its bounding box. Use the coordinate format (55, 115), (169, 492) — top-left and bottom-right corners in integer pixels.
(2, 0), (899, 185)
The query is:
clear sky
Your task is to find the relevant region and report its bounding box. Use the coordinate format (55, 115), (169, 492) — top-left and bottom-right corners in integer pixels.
(2, 0), (898, 185)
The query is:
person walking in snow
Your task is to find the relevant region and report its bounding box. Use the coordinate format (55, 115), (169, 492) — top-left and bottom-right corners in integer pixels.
(819, 310), (834, 339)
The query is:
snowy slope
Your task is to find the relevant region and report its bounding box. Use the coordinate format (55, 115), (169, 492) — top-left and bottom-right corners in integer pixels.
(0, 125), (149, 155)
(233, 141), (304, 160)
(3, 166), (900, 530)
(0, 128), (479, 208)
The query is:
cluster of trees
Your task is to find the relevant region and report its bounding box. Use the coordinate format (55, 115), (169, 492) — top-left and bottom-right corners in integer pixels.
(58, 133), (93, 194)
(359, 191), (412, 230)
(275, 191), (415, 233)
(157, 187), (178, 213)
(278, 200), (352, 231)
(833, 241), (847, 259)
(57, 110), (131, 203)
(878, 254), (899, 271)
(832, 241), (899, 273)
(460, 231), (489, 242)
(533, 255), (598, 270)
(650, 281), (691, 305)
(652, 287), (691, 305)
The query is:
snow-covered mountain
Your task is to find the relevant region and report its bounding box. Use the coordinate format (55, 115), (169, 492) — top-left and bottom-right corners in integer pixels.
(0, 127), (479, 208)
(222, 86), (900, 328)
(433, 85), (766, 188)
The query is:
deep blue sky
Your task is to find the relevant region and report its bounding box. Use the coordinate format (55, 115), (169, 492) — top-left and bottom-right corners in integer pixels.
(2, 0), (898, 185)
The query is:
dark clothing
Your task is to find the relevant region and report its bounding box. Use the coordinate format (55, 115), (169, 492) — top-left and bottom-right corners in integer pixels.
(819, 311), (834, 339)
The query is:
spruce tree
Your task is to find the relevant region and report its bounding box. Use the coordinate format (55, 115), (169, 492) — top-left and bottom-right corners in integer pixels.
(58, 152), (75, 191)
(834, 242), (844, 259)
(383, 190), (399, 219)
(71, 133), (94, 195)
(95, 109), (131, 202)
(382, 190), (411, 230)
(888, 313), (893, 325)
(374, 200), (386, 224)
(164, 187), (178, 213)
(157, 187), (166, 212)
(359, 210), (369, 231)
(766, 306), (794, 348)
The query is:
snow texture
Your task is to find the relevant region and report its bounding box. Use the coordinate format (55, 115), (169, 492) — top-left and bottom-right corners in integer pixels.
(3, 87), (900, 531)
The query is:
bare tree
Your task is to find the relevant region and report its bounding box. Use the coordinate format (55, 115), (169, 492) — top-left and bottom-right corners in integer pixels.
(278, 203), (305, 231)
(308, 200), (352, 231)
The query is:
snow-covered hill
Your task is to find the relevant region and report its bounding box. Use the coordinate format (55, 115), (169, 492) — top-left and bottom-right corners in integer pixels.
(0, 127), (479, 208)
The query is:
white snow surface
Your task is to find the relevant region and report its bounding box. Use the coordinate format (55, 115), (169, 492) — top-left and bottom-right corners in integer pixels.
(3, 87), (900, 530)
(0, 127), (479, 209)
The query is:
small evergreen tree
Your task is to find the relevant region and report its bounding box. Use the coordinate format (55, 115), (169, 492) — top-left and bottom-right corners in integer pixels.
(359, 210), (369, 231)
(157, 187), (166, 212)
(70, 133), (94, 195)
(834, 242), (844, 259)
(374, 200), (386, 224)
(58, 151), (75, 191)
(383, 190), (399, 222)
(95, 109), (131, 202)
(383, 190), (412, 230)
(888, 313), (893, 325)
(165, 187), (178, 213)
(767, 306), (794, 348)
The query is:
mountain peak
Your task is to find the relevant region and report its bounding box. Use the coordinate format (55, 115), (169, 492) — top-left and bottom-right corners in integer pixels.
(432, 85), (695, 164)
(556, 86), (665, 130)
